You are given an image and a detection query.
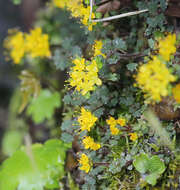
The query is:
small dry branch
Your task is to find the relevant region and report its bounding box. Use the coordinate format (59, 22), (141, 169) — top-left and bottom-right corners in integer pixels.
(89, 0), (148, 23)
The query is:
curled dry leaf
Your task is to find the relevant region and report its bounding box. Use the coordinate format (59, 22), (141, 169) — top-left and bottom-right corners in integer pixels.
(19, 70), (41, 113)
(96, 0), (131, 14)
(152, 97), (180, 121)
(96, 0), (121, 15)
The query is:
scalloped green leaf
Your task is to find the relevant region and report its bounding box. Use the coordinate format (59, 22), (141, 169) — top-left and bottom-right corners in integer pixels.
(133, 153), (149, 174)
(148, 155), (165, 174)
(27, 90), (61, 124)
(133, 154), (166, 186)
(2, 130), (24, 156)
(145, 173), (159, 186)
(0, 139), (71, 190)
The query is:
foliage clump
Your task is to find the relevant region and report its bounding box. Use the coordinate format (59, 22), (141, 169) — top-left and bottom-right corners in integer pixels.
(2, 0), (180, 189)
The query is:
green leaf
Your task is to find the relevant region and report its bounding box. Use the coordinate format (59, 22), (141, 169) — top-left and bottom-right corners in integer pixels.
(61, 120), (74, 132)
(95, 12), (102, 19)
(0, 139), (71, 190)
(148, 38), (155, 49)
(2, 130), (23, 156)
(95, 57), (103, 69)
(27, 90), (61, 124)
(134, 154), (166, 186)
(113, 38), (127, 50)
(126, 63), (138, 72)
(145, 173), (159, 186)
(53, 49), (67, 71)
(61, 133), (74, 143)
(148, 156), (165, 174)
(133, 153), (149, 173)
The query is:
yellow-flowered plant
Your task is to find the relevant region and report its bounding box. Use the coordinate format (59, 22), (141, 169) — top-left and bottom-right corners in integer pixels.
(5, 31), (26, 64)
(53, 0), (96, 31)
(129, 133), (138, 141)
(172, 83), (180, 103)
(5, 27), (51, 64)
(78, 107), (98, 132)
(82, 136), (101, 151)
(69, 57), (102, 95)
(25, 27), (51, 58)
(93, 40), (106, 58)
(136, 56), (176, 102)
(106, 116), (126, 135)
(158, 33), (176, 61)
(79, 153), (91, 173)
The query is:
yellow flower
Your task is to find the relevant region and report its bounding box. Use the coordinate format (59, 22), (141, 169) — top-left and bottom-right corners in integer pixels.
(106, 117), (116, 128)
(82, 136), (101, 151)
(158, 34), (176, 61)
(5, 31), (25, 64)
(129, 133), (138, 141)
(79, 5), (96, 31)
(53, 0), (96, 31)
(117, 118), (126, 126)
(69, 58), (102, 96)
(79, 153), (91, 173)
(106, 117), (122, 135)
(5, 27), (51, 64)
(78, 107), (97, 132)
(136, 56), (176, 102)
(25, 27), (51, 58)
(110, 126), (119, 135)
(172, 84), (180, 103)
(93, 40), (106, 58)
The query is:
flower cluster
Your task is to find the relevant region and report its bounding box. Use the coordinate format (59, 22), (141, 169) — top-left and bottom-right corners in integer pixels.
(129, 133), (138, 141)
(82, 136), (101, 151)
(172, 84), (180, 103)
(136, 56), (176, 102)
(69, 58), (102, 95)
(106, 117), (126, 135)
(5, 31), (25, 64)
(93, 40), (106, 58)
(78, 107), (97, 132)
(5, 28), (51, 64)
(25, 28), (51, 58)
(79, 153), (91, 173)
(158, 34), (176, 61)
(77, 108), (100, 172)
(53, 0), (96, 31)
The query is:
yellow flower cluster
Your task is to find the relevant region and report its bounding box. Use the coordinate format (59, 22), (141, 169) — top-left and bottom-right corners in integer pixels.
(172, 84), (180, 103)
(82, 136), (101, 151)
(78, 107), (97, 132)
(53, 0), (96, 31)
(25, 28), (51, 58)
(5, 31), (25, 64)
(5, 28), (51, 64)
(77, 108), (99, 173)
(158, 34), (176, 61)
(129, 133), (138, 141)
(79, 153), (91, 173)
(106, 117), (126, 135)
(93, 40), (106, 58)
(69, 58), (102, 95)
(136, 56), (176, 102)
